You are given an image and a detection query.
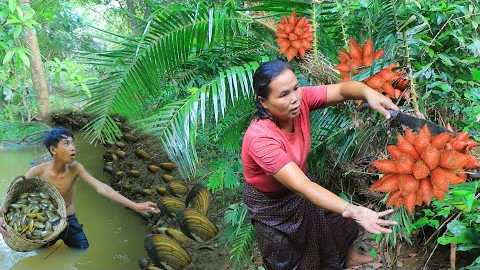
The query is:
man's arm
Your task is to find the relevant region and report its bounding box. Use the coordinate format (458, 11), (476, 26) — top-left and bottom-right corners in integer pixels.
(76, 163), (159, 213)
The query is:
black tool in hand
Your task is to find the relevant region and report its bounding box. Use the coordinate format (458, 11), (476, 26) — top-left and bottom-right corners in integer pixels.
(357, 102), (451, 136)
(357, 103), (480, 178)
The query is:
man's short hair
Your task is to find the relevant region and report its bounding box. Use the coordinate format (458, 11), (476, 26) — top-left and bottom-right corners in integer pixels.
(44, 127), (74, 155)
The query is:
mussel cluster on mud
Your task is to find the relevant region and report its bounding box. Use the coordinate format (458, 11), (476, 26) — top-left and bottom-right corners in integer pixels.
(101, 118), (219, 270)
(4, 192), (62, 240)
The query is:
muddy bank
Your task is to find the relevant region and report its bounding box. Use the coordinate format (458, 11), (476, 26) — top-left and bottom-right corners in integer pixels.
(51, 113), (229, 270)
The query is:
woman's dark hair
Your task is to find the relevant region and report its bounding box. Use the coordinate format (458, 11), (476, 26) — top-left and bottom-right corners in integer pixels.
(44, 127), (74, 156)
(253, 59), (294, 121)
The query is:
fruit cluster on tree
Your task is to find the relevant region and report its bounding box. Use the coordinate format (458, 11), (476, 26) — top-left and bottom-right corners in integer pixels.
(275, 11), (313, 62)
(334, 37), (410, 102)
(370, 125), (480, 214)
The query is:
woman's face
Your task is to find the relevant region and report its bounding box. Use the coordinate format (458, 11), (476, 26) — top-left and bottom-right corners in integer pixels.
(260, 69), (302, 124)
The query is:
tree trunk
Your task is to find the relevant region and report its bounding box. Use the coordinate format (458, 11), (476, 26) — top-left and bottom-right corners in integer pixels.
(125, 0), (139, 37)
(19, 0), (50, 120)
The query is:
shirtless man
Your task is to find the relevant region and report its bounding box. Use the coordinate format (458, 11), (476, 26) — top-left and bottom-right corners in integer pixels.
(0, 127), (160, 249)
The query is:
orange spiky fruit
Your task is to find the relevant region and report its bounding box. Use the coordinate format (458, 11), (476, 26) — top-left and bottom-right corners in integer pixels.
(369, 124), (479, 214)
(275, 11), (313, 61)
(334, 37), (409, 102)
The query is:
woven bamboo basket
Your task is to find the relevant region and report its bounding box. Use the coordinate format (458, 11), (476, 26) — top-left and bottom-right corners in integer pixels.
(1, 175), (67, 252)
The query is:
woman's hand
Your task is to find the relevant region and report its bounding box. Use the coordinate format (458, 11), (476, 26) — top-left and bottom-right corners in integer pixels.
(364, 88), (399, 119)
(0, 207), (9, 238)
(342, 204), (397, 234)
(135, 201), (160, 214)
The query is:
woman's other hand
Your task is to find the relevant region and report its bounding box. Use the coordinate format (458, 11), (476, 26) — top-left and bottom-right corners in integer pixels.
(342, 204), (397, 234)
(364, 88), (399, 120)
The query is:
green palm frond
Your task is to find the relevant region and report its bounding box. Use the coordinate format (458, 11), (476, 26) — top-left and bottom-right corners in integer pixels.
(369, 0), (405, 45)
(310, 108), (354, 151)
(308, 107), (356, 172)
(243, 0), (311, 13)
(135, 96), (200, 177)
(224, 202), (256, 269)
(312, 1), (346, 58)
(213, 97), (255, 151)
(229, 221), (255, 268)
(376, 205), (412, 247)
(74, 3), (264, 178)
(79, 71), (142, 143)
(133, 61), (261, 179)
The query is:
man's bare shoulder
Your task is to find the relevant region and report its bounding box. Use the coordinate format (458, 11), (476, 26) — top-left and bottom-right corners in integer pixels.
(26, 162), (50, 177)
(68, 161), (84, 171)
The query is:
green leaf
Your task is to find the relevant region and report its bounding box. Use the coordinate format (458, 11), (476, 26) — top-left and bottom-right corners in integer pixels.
(81, 83), (91, 98)
(6, 17), (21, 24)
(16, 6), (23, 20)
(13, 25), (21, 38)
(17, 4), (34, 13)
(3, 50), (15, 64)
(23, 11), (33, 21)
(338, 192), (349, 202)
(369, 249), (378, 259)
(0, 8), (10, 18)
(17, 50), (29, 66)
(437, 207), (451, 218)
(411, 217), (429, 229)
(471, 68), (480, 82)
(458, 243), (480, 252)
(423, 209), (434, 216)
(438, 53), (454, 66)
(448, 220), (467, 236)
(429, 81), (451, 91)
(206, 164), (225, 192)
(54, 72), (60, 83)
(8, 0), (16, 13)
(224, 166), (238, 190)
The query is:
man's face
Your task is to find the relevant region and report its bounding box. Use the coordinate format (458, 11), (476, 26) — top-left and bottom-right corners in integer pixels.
(50, 136), (76, 163)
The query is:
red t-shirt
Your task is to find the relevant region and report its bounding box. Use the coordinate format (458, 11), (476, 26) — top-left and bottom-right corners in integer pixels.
(241, 86), (328, 193)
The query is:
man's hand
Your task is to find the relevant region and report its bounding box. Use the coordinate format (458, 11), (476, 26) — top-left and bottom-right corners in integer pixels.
(0, 207), (9, 238)
(342, 204), (397, 234)
(135, 201), (160, 214)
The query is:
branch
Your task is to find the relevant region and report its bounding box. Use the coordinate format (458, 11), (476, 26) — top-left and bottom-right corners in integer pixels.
(424, 192), (480, 246)
(0, 129), (49, 145)
(450, 242), (456, 270)
(419, 13), (480, 59)
(423, 212), (459, 246)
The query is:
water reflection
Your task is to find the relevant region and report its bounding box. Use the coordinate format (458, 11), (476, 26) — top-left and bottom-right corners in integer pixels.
(0, 134), (148, 269)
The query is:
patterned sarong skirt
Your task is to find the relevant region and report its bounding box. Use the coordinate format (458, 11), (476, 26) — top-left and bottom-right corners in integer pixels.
(243, 182), (358, 270)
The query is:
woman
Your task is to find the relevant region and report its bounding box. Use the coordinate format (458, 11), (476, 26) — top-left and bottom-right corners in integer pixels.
(241, 59), (398, 269)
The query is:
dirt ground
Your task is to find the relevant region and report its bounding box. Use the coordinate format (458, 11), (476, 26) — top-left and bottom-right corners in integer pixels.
(346, 228), (478, 270)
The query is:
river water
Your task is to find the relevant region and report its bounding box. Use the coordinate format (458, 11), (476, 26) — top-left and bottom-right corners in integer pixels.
(0, 134), (148, 269)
